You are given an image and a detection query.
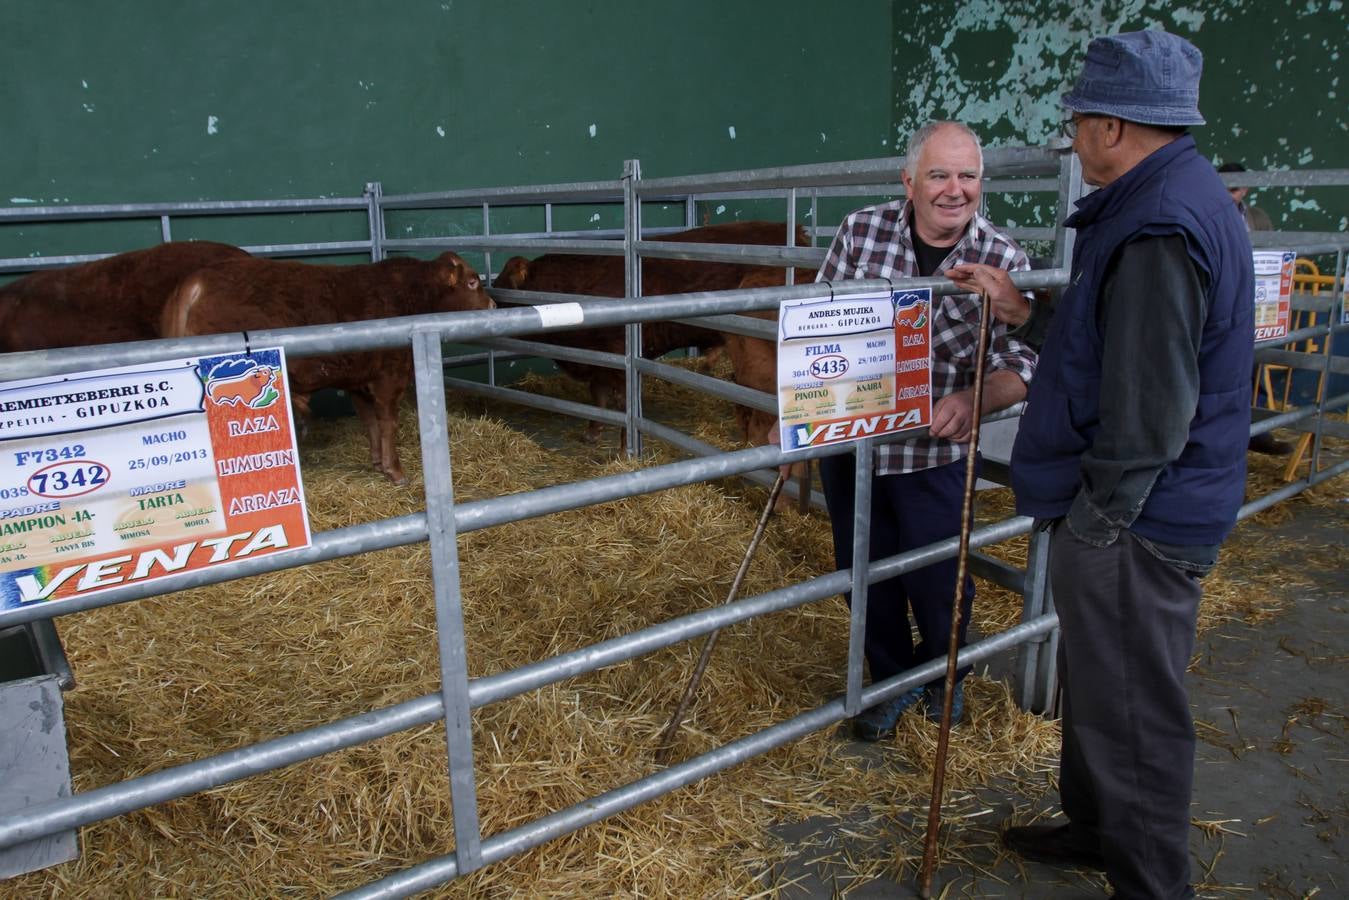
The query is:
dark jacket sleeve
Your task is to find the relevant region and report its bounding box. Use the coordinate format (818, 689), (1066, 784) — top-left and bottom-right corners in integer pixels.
(1065, 234), (1209, 546)
(1011, 290), (1057, 352)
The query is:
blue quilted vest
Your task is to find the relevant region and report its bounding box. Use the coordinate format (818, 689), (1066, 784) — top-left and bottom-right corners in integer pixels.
(1011, 136), (1254, 545)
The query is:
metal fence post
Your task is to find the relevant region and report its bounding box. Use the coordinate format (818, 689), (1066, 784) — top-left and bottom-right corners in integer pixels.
(623, 158), (644, 457)
(810, 191), (820, 247)
(1032, 585), (1060, 715)
(1012, 145), (1084, 715)
(1052, 150), (1083, 269)
(365, 181), (386, 262)
(481, 199), (499, 387)
(481, 201), (493, 290)
(412, 327), (483, 873)
(1016, 525), (1052, 711)
(844, 438), (874, 717)
(1309, 247), (1346, 477)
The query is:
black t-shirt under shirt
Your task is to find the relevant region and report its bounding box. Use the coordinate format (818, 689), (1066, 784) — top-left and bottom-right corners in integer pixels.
(910, 216), (956, 276)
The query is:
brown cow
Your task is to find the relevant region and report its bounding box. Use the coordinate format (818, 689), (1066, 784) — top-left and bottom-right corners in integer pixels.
(492, 221), (810, 443)
(0, 240), (249, 352)
(162, 252), (494, 485)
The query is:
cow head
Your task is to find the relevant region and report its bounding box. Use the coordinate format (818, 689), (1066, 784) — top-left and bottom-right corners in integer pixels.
(491, 257), (533, 291)
(433, 251), (494, 311)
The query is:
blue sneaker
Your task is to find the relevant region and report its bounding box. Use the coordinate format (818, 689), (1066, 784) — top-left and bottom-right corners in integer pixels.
(923, 680), (965, 725)
(851, 687), (924, 742)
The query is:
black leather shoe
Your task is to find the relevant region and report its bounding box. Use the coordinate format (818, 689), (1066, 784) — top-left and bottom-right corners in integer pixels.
(1249, 431), (1294, 455)
(1002, 823), (1105, 870)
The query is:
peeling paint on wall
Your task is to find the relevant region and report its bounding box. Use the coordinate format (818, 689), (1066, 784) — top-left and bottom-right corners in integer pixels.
(890, 0), (1347, 230)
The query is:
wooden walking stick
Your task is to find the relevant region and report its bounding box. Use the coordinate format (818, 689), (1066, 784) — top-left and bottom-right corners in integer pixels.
(917, 287), (994, 898)
(654, 471), (787, 764)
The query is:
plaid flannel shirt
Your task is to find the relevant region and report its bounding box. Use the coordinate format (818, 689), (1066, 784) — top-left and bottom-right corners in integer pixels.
(816, 199), (1037, 474)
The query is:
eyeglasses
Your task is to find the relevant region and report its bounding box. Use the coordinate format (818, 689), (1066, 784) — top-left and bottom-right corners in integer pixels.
(1059, 115), (1099, 139)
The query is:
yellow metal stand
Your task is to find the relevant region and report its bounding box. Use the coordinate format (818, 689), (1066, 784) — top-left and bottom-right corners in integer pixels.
(1279, 258), (1342, 481)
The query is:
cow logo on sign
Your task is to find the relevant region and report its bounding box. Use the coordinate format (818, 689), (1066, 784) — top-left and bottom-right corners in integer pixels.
(203, 359), (280, 410)
(894, 290), (929, 329)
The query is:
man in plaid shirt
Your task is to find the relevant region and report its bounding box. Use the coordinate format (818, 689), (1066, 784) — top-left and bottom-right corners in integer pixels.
(815, 121), (1037, 740)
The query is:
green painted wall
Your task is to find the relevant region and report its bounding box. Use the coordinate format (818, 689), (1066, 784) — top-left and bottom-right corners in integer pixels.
(1, 0), (1343, 258)
(1, 0), (893, 258)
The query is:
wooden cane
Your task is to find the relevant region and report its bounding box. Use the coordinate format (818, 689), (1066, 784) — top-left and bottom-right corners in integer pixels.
(654, 471), (787, 764)
(917, 287), (994, 897)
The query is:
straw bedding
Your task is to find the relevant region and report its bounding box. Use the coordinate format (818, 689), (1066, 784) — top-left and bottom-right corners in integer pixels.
(11, 361), (1344, 897)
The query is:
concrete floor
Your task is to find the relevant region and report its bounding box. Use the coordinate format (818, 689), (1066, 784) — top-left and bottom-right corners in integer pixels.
(768, 501), (1347, 899)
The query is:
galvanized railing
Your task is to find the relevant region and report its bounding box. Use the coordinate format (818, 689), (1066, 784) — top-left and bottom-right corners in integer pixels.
(1, 150), (1346, 896)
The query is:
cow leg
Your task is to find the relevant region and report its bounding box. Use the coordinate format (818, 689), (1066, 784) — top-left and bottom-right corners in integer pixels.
(348, 393), (393, 480)
(734, 403), (753, 443)
(358, 378), (408, 485)
(583, 379), (609, 445)
(585, 373), (625, 446)
(791, 460), (812, 514)
(373, 389), (407, 485)
(290, 393), (313, 443)
(747, 408), (807, 514)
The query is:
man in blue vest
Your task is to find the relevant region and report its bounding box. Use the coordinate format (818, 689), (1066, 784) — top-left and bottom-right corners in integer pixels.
(999, 31), (1254, 899)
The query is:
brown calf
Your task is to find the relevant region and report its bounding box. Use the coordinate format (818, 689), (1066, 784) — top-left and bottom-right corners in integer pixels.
(724, 267), (820, 445)
(492, 220), (810, 443)
(725, 267), (821, 511)
(0, 240), (249, 352)
(162, 252), (494, 484)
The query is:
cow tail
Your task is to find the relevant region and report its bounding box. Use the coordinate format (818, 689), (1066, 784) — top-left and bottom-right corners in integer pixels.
(161, 276), (206, 337)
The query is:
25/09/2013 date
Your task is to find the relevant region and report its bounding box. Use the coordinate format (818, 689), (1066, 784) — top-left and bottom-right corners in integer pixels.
(129, 448), (209, 470)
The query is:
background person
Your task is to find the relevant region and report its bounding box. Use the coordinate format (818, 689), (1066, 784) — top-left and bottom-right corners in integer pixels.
(1217, 160), (1273, 231)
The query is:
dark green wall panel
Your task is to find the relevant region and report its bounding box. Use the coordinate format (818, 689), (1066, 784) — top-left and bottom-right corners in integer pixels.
(2, 1), (1342, 254)
(2, 1), (895, 204)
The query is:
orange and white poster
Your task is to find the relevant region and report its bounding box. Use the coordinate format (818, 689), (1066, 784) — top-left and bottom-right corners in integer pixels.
(776, 288), (932, 450)
(0, 348), (311, 616)
(1253, 250), (1295, 342)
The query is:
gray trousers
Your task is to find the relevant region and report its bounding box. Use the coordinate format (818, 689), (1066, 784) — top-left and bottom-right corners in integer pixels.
(1051, 522), (1202, 900)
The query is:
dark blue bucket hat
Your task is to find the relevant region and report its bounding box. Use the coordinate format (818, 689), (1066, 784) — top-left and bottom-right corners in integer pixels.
(1061, 30), (1206, 126)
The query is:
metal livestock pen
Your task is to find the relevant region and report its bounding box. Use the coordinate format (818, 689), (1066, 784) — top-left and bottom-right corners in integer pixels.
(0, 148), (1345, 895)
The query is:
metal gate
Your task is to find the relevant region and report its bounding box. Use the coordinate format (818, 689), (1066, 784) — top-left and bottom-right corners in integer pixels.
(0, 148), (1345, 896)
